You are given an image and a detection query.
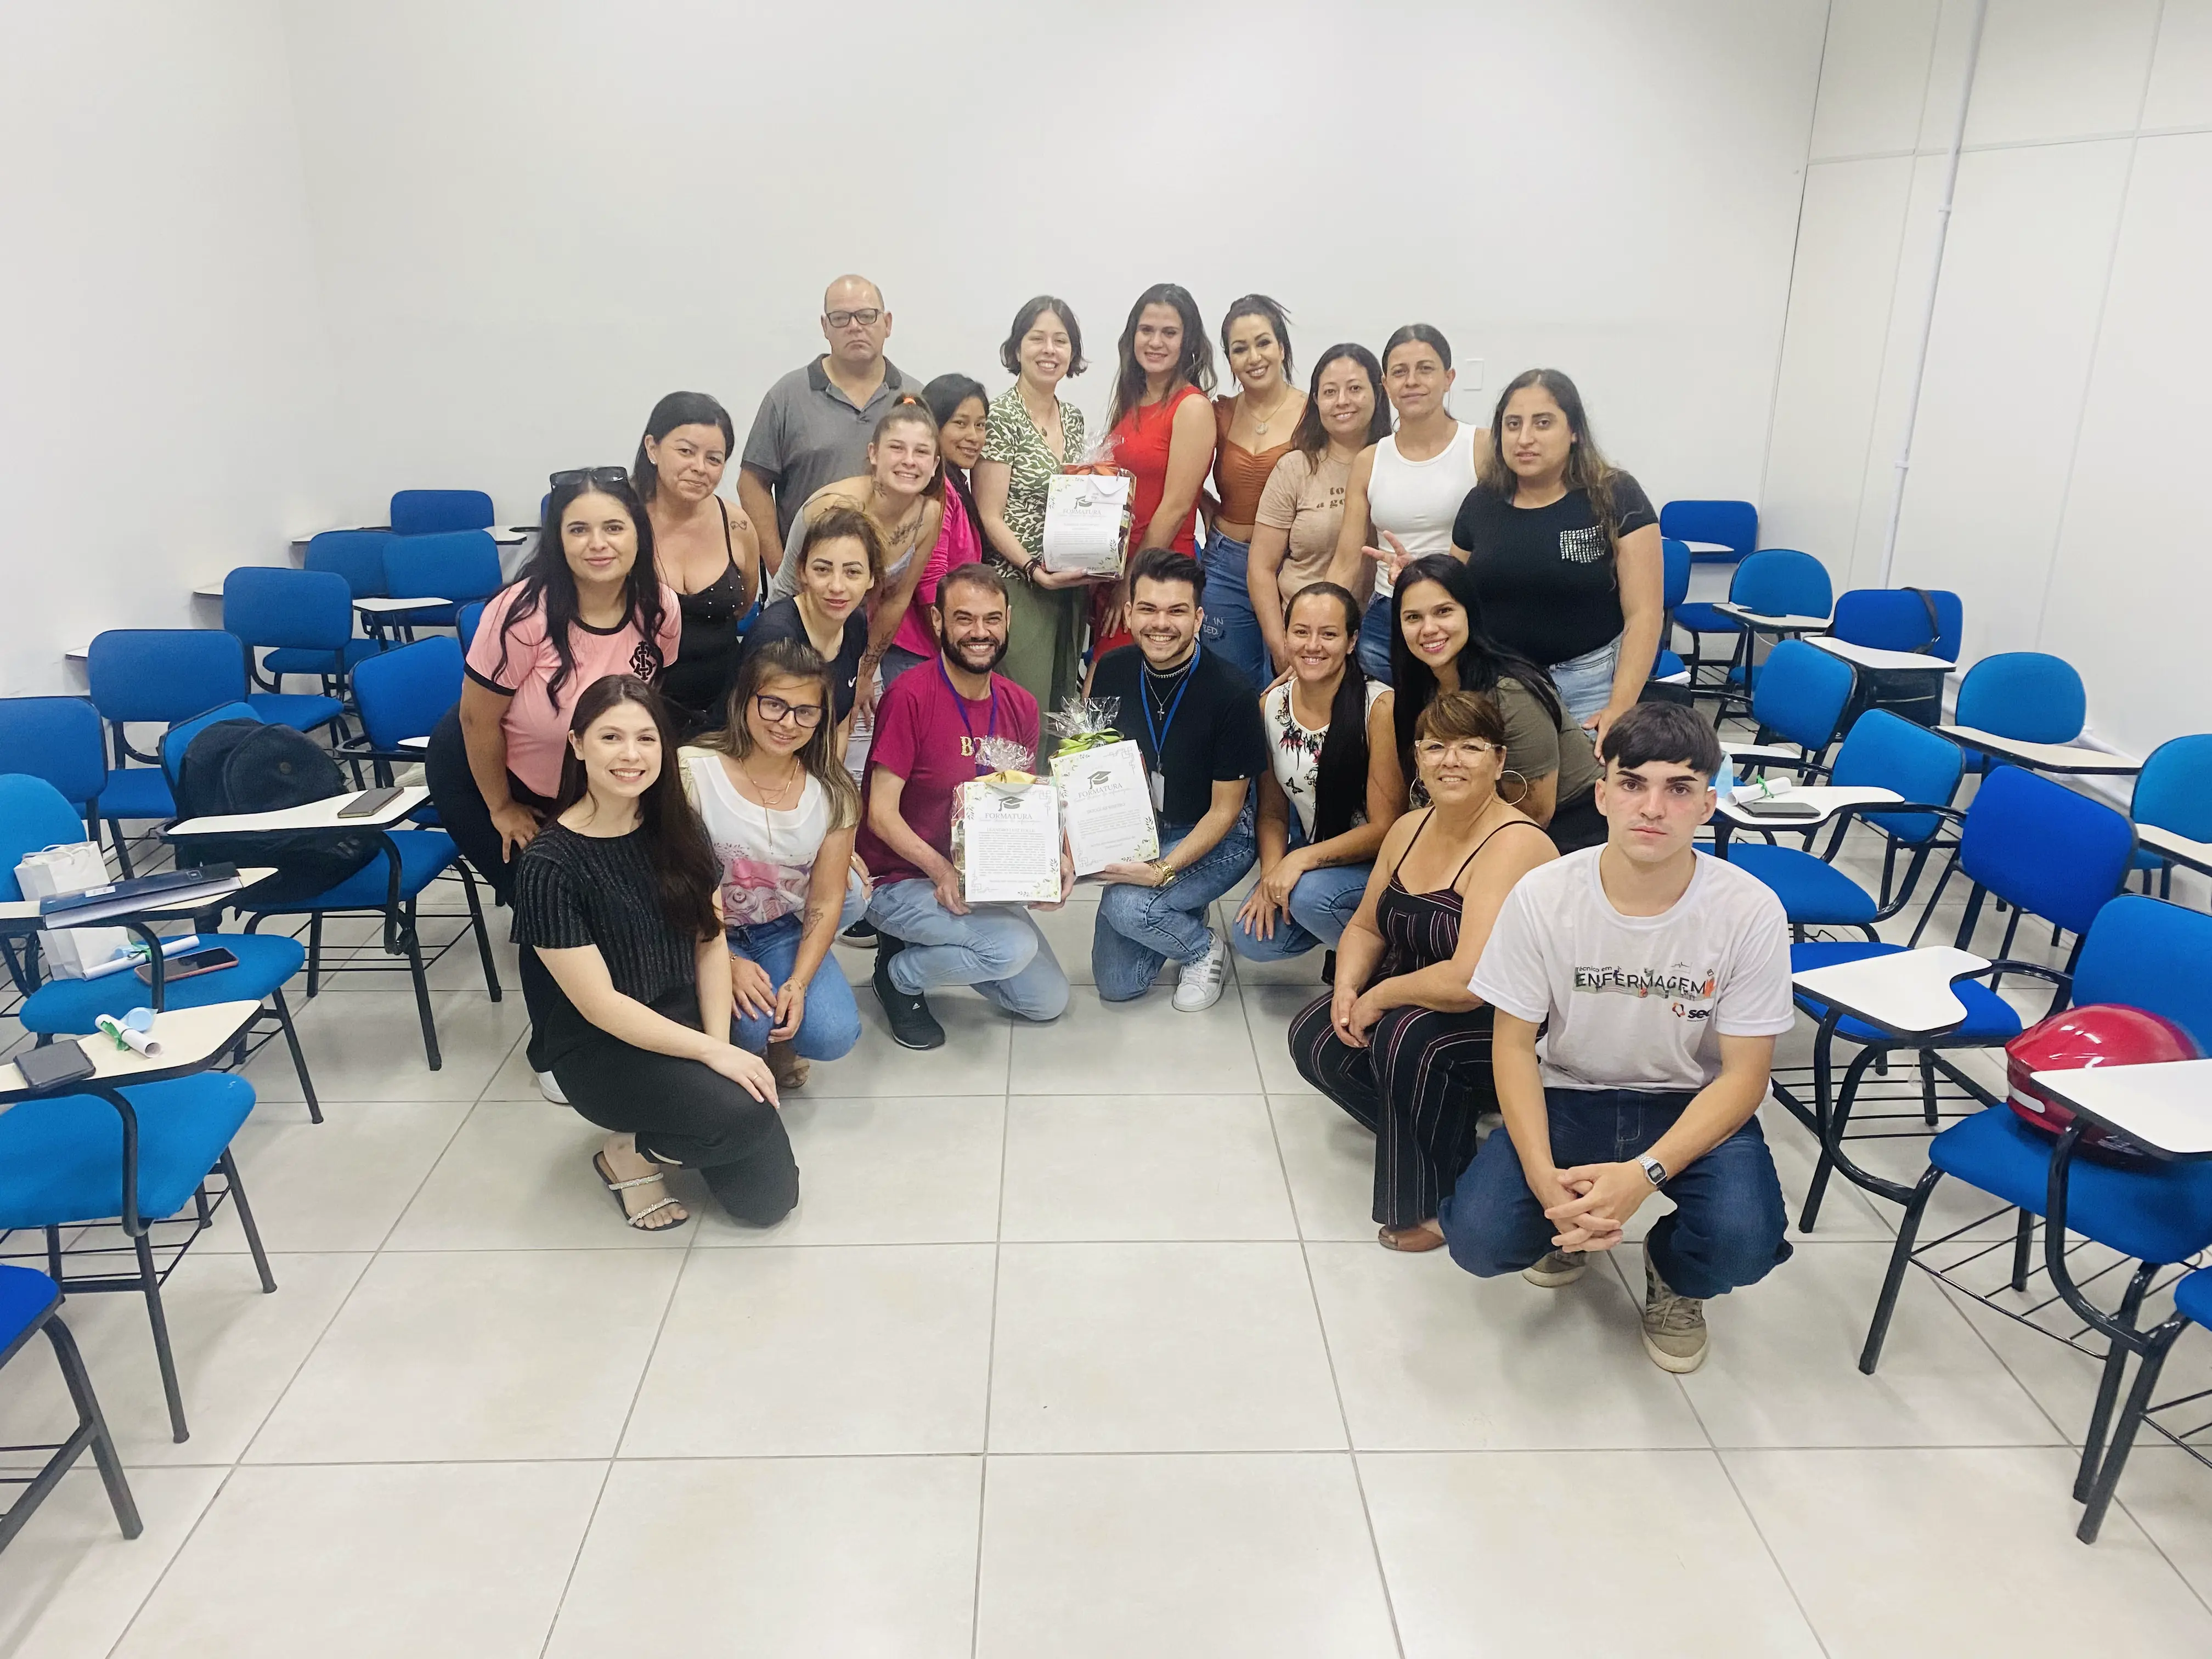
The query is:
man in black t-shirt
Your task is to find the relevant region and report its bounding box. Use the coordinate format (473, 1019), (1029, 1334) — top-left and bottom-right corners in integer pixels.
(1087, 549), (1266, 1011)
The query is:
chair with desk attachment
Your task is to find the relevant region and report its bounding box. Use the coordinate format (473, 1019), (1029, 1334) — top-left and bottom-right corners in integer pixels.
(222, 567), (354, 740)
(2126, 735), (2212, 899)
(1673, 547), (1831, 701)
(389, 488), (493, 537)
(84, 629), (247, 879)
(374, 530), (503, 639)
(0, 1265), (141, 1554)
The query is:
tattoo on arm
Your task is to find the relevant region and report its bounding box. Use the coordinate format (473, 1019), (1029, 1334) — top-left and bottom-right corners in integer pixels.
(804, 901), (829, 934)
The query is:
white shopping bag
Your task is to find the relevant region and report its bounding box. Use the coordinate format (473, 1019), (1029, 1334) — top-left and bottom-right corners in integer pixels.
(15, 842), (129, 980)
(1041, 472), (1133, 577)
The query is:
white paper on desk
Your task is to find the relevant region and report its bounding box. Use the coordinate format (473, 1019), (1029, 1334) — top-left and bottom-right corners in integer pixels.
(1041, 473), (1132, 576)
(1051, 740), (1159, 876)
(956, 776), (1063, 905)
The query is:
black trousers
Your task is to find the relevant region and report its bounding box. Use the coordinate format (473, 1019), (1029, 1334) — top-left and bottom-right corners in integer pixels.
(1545, 787), (1609, 855)
(1288, 988), (1500, 1229)
(552, 1019), (799, 1226)
(425, 707), (558, 1031)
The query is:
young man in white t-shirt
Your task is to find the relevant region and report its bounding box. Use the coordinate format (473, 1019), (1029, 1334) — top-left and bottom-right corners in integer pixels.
(1439, 701), (1795, 1373)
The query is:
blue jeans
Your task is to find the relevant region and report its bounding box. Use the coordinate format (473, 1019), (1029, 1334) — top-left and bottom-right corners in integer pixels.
(1230, 820), (1370, 961)
(726, 913), (863, 1061)
(867, 878), (1069, 1021)
(1092, 811), (1258, 1001)
(1199, 529), (1269, 692)
(1356, 593), (1395, 684)
(1439, 1087), (1792, 1300)
(879, 644), (929, 689)
(1548, 636), (1620, 726)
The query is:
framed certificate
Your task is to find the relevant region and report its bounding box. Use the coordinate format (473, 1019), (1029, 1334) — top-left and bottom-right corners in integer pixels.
(1052, 739), (1159, 876)
(953, 774), (1064, 905)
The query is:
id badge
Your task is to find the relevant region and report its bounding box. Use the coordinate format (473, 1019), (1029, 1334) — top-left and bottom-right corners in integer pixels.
(1149, 768), (1166, 813)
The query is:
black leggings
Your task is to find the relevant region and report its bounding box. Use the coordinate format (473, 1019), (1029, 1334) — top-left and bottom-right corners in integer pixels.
(1288, 989), (1499, 1229)
(425, 707), (558, 1029)
(552, 1022), (798, 1226)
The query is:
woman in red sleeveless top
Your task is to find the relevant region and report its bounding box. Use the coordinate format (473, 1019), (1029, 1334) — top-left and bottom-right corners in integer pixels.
(1095, 283), (1216, 655)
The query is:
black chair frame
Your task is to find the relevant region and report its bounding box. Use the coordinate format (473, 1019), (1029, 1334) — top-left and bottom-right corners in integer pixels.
(0, 1278), (141, 1554)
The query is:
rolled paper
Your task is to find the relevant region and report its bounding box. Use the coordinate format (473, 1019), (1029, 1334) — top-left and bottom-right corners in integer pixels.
(94, 1014), (163, 1058)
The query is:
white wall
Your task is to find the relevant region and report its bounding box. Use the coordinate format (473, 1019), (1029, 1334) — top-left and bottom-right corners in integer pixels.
(1762, 0), (2212, 761)
(274, 0), (1827, 528)
(1, 1), (342, 696)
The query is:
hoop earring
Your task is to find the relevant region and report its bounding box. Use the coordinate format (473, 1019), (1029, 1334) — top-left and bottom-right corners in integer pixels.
(1497, 769), (1530, 807)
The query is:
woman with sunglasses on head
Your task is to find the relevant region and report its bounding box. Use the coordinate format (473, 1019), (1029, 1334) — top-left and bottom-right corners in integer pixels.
(1288, 690), (1556, 1251)
(634, 391), (761, 735)
(1249, 343), (1392, 679)
(1450, 368), (1663, 741)
(1370, 554), (1609, 854)
(1232, 582), (1393, 970)
(1327, 324), (1485, 683)
(740, 505), (879, 761)
(680, 639), (865, 1094)
(769, 396), (945, 715)
(1197, 294), (1304, 690)
(514, 675), (793, 1233)
(877, 373), (989, 690)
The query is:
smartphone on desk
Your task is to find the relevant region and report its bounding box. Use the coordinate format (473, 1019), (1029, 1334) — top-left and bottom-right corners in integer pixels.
(16, 1042), (96, 1091)
(1737, 798), (1821, 820)
(137, 946), (239, 984)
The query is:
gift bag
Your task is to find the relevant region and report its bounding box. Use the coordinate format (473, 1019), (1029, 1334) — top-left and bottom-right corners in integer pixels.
(1046, 699), (1159, 876)
(15, 842), (130, 980)
(951, 771), (1064, 905)
(1042, 438), (1135, 577)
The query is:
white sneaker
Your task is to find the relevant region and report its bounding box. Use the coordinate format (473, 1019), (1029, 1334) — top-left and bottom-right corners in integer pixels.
(537, 1070), (568, 1105)
(1171, 929), (1228, 1012)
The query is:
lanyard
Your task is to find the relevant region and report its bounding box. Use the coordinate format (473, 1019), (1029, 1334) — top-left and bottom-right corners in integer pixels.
(939, 659), (1000, 773)
(1141, 658), (1195, 766)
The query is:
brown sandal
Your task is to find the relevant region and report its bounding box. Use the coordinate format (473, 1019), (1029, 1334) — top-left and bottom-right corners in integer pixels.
(1378, 1222), (1446, 1252)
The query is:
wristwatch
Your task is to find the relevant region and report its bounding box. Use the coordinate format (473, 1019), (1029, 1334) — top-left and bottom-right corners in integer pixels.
(1637, 1154), (1669, 1189)
(1153, 859), (1179, 887)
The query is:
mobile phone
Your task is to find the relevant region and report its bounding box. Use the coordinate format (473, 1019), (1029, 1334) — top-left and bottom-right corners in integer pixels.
(16, 1041), (97, 1091)
(338, 785), (404, 818)
(137, 946), (239, 984)
(1738, 798), (1820, 820)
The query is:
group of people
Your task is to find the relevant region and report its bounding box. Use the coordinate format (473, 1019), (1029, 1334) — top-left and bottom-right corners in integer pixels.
(415, 273), (1796, 1373)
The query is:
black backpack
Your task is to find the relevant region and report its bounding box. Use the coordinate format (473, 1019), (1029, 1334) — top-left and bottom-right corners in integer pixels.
(171, 721), (380, 903)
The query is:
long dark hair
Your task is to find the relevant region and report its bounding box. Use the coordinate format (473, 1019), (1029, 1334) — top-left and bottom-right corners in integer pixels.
(1389, 554), (1565, 776)
(923, 372), (988, 548)
(496, 473), (667, 712)
(1109, 283), (1216, 429)
(554, 676), (720, 942)
(1219, 293), (1294, 381)
(632, 392), (736, 502)
(698, 637), (861, 833)
(1289, 343), (1392, 465)
(1285, 582), (1372, 842)
(1476, 367), (1624, 554)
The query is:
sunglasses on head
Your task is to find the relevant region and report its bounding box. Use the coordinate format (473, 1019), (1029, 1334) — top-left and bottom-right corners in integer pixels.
(549, 466), (630, 491)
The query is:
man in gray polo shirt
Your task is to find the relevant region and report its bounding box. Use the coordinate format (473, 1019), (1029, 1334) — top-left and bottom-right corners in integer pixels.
(738, 273), (924, 578)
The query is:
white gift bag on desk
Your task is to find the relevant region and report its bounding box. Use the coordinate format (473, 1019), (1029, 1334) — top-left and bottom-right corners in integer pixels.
(1041, 472), (1133, 577)
(16, 841), (130, 980)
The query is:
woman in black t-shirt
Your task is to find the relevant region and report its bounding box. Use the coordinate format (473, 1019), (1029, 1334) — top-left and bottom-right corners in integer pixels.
(512, 674), (794, 1232)
(737, 505), (877, 760)
(1449, 369), (1663, 743)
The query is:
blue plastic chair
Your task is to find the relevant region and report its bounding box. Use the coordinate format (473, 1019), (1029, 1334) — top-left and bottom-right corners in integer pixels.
(0, 696), (109, 843)
(222, 568), (352, 737)
(1653, 538), (1691, 680)
(85, 630), (249, 878)
(457, 600), (487, 653)
(379, 532), (503, 633)
(1723, 709), (1965, 939)
(1832, 589), (1942, 653)
(264, 530), (394, 679)
(390, 489), (493, 537)
(0, 1265), (140, 1551)
(1781, 765), (2138, 1229)
(159, 705), (500, 1067)
(1727, 637), (1857, 780)
(2129, 735), (2212, 896)
(347, 639), (462, 819)
(1954, 652), (2087, 747)
(0, 774), (320, 1119)
(1677, 549), (1832, 693)
(2077, 1262), (2212, 1543)
(1855, 898), (2212, 1543)
(1657, 499), (1756, 563)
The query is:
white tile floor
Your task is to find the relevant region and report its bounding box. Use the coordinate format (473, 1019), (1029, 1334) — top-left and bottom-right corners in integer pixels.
(4, 836), (2212, 1656)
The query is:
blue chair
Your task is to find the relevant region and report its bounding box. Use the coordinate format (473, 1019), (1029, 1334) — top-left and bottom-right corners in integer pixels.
(347, 639), (461, 813)
(0, 1059), (272, 1443)
(1954, 651), (2086, 747)
(1725, 637), (1857, 782)
(2129, 735), (2212, 898)
(1677, 549), (1832, 694)
(0, 1265), (140, 1551)
(85, 630), (249, 878)
(390, 489), (493, 537)
(379, 532), (503, 634)
(1723, 709), (1965, 939)
(457, 600), (486, 653)
(1657, 499), (1756, 563)
(1780, 765), (2138, 1229)
(0, 696), (109, 847)
(1832, 589), (1941, 653)
(1654, 537), (1691, 680)
(159, 705), (500, 1067)
(0, 774), (320, 1120)
(2076, 1262), (2212, 1543)
(264, 530), (395, 680)
(222, 568), (353, 737)
(1854, 898), (2212, 1542)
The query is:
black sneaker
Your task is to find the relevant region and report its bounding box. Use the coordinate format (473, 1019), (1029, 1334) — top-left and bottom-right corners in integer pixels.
(872, 934), (944, 1049)
(842, 919), (879, 947)
(1321, 950), (1337, 986)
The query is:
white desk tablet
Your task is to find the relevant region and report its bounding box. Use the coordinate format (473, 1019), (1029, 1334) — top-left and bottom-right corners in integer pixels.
(0, 867), (278, 930)
(1936, 726), (2142, 777)
(168, 787), (426, 837)
(2137, 825), (2212, 877)
(1808, 636), (1956, 673)
(2029, 1059), (2212, 1160)
(1714, 603), (1832, 633)
(1679, 541), (1737, 556)
(355, 595), (452, 615)
(1793, 946), (1991, 1037)
(1718, 786), (1903, 831)
(0, 1001), (259, 1101)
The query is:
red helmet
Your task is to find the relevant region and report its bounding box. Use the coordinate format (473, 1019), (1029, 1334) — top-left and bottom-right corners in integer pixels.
(2006, 1003), (2202, 1165)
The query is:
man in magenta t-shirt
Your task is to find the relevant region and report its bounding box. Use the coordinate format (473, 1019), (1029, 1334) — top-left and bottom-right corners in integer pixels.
(860, 563), (1071, 1049)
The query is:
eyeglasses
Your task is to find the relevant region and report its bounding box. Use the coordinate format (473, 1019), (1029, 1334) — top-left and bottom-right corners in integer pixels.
(754, 693), (825, 729)
(1412, 739), (1502, 764)
(550, 466), (629, 490)
(825, 308), (883, 329)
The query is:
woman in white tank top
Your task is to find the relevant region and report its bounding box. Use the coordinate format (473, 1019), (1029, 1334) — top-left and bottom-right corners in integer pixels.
(1328, 324), (1483, 684)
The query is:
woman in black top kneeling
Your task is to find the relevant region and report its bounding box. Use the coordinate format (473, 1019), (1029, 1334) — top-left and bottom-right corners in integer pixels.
(513, 674), (794, 1232)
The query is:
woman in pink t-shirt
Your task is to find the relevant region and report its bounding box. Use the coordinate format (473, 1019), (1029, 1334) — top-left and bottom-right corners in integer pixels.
(879, 373), (989, 689)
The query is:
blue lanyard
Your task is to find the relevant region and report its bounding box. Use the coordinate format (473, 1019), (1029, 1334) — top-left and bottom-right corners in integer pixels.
(939, 659), (1000, 772)
(1141, 658), (1195, 766)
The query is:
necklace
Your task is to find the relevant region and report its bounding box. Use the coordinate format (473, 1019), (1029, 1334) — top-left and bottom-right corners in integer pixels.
(740, 755), (801, 810)
(1244, 383), (1294, 438)
(1019, 386), (1059, 442)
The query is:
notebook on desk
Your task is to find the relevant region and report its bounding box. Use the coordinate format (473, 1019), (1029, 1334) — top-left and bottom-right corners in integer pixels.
(39, 864), (242, 926)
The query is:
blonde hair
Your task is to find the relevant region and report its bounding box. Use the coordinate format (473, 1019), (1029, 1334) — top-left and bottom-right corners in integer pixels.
(692, 638), (860, 832)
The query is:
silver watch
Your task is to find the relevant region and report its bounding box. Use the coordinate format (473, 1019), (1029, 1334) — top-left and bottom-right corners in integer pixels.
(1637, 1153), (1669, 1189)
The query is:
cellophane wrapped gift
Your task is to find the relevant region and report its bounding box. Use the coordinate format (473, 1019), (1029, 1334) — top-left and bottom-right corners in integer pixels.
(1041, 430), (1133, 578)
(951, 761), (1064, 906)
(1045, 699), (1159, 876)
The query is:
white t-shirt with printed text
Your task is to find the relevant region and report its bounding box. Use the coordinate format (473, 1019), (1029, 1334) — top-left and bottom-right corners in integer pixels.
(1469, 848), (1795, 1094)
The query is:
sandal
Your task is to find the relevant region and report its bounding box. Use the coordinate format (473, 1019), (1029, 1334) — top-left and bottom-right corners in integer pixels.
(592, 1150), (689, 1232)
(1378, 1222), (1446, 1252)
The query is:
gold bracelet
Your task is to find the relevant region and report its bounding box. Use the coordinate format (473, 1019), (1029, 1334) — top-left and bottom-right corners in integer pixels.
(1154, 859), (1178, 887)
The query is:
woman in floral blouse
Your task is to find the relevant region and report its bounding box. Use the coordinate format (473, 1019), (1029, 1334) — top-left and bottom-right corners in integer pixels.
(973, 295), (1098, 721)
